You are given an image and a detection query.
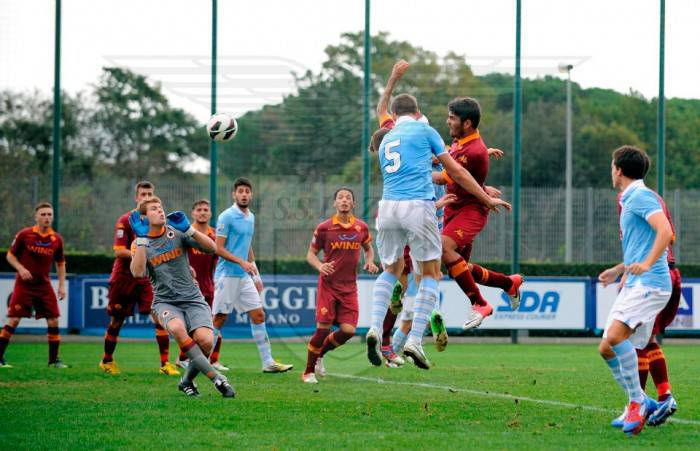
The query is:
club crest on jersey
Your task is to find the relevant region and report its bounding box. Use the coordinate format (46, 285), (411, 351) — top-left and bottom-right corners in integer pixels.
(167, 230), (176, 239)
(162, 310), (170, 318)
(116, 229), (124, 239)
(355, 225), (361, 232)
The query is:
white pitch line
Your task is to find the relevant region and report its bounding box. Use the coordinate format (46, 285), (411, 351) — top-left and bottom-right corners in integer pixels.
(329, 372), (700, 427)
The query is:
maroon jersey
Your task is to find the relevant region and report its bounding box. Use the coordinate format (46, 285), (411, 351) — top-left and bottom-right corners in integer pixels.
(442, 131), (490, 216)
(311, 216), (371, 286)
(617, 191), (676, 265)
(9, 226), (65, 285)
(187, 226), (217, 299)
(110, 210), (147, 282)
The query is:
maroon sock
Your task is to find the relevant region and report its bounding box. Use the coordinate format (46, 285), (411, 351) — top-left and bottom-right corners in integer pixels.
(636, 348), (649, 390)
(102, 323), (122, 363)
(305, 328), (331, 374)
(48, 326), (60, 363)
(446, 258), (486, 306)
(0, 325), (15, 360)
(382, 307), (397, 346)
(320, 330), (354, 356)
(646, 342), (672, 399)
(155, 324), (170, 365)
(209, 332), (223, 363)
(470, 263), (513, 292)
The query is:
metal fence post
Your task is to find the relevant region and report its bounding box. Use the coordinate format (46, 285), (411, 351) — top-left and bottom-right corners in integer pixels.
(586, 188), (594, 262)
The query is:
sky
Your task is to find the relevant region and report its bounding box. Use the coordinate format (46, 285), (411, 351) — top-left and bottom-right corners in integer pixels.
(1, 0), (699, 123)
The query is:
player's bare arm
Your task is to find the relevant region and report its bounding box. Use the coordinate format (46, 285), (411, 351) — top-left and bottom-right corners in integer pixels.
(598, 262), (625, 287)
(435, 193), (458, 210)
(306, 245), (335, 276)
(437, 152), (512, 212)
(377, 60), (409, 118)
(56, 262), (66, 300)
(488, 148), (504, 159)
(130, 244), (148, 279)
(6, 251), (32, 281)
(114, 248), (132, 259)
(215, 235), (255, 273)
(361, 242), (379, 274)
(191, 229), (216, 254)
(627, 212), (673, 275)
(484, 186), (502, 198)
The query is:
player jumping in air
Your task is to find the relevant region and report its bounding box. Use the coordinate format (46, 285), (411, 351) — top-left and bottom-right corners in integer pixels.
(0, 202), (67, 368)
(366, 89), (510, 370)
(176, 199), (227, 371)
(598, 145), (673, 436)
(129, 197), (234, 398)
(100, 181), (178, 376)
(602, 152), (681, 428)
(211, 177), (293, 373)
(302, 188), (378, 383)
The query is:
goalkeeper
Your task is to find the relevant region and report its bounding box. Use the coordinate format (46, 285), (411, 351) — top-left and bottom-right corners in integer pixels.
(130, 196), (235, 398)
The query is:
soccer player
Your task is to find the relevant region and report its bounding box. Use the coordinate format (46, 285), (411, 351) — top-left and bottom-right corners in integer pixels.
(302, 188), (378, 383)
(129, 197), (234, 397)
(176, 199), (227, 371)
(100, 181), (178, 376)
(597, 145), (673, 436)
(604, 163), (681, 428)
(211, 177), (293, 373)
(433, 98), (523, 330)
(366, 91), (510, 370)
(0, 202), (67, 368)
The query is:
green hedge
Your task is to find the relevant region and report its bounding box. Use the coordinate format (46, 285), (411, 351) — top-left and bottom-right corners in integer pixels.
(2, 250), (699, 277)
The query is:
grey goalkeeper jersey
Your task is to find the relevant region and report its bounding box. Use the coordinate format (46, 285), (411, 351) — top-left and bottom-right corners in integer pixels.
(141, 225), (211, 304)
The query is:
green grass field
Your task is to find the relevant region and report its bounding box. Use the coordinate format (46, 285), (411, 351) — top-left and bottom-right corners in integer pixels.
(1, 340), (699, 450)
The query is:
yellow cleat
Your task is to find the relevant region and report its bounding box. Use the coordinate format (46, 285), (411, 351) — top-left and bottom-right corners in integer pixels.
(99, 361), (121, 375)
(159, 361), (181, 376)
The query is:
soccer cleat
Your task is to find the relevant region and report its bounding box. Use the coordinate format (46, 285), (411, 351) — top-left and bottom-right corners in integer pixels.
(389, 281), (404, 315)
(159, 361), (181, 376)
(0, 358), (13, 368)
(430, 310), (448, 352)
(178, 379), (200, 397)
(611, 406), (627, 428)
(365, 327), (382, 367)
(263, 360), (294, 373)
(314, 357), (326, 378)
(175, 358), (189, 369)
(211, 361), (230, 372)
(462, 302), (494, 330)
(403, 341), (431, 370)
(507, 274), (524, 311)
(214, 377), (236, 398)
(301, 372), (319, 384)
(99, 361), (121, 375)
(622, 397), (658, 436)
(48, 359), (69, 369)
(648, 394), (677, 426)
(381, 346), (405, 367)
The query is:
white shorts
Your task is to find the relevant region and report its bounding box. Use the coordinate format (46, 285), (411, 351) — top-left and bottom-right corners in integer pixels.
(376, 199), (441, 267)
(603, 285), (671, 349)
(212, 276), (262, 315)
(400, 295), (415, 321)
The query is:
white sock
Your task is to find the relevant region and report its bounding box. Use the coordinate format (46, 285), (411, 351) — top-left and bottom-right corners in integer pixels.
(251, 322), (274, 367)
(613, 340), (644, 403)
(392, 329), (408, 354)
(370, 272), (398, 332)
(407, 277), (438, 345)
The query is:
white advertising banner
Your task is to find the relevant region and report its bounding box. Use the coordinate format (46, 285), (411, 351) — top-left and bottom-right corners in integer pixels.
(0, 277), (69, 328)
(596, 282), (697, 331)
(358, 278), (587, 330)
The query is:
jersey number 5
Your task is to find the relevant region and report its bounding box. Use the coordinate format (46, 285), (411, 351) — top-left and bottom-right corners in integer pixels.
(384, 139), (401, 174)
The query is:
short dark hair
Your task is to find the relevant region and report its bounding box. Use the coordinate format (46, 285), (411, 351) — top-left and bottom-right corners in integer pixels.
(612, 145), (650, 180)
(34, 202), (53, 212)
(334, 187), (355, 201)
(135, 181), (154, 193)
(369, 128), (391, 153)
(391, 94), (419, 116)
(191, 199), (210, 211)
(448, 97), (481, 128)
(233, 177), (253, 191)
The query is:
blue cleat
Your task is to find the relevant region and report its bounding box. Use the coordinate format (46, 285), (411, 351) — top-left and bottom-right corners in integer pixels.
(648, 394), (677, 427)
(611, 406), (627, 428)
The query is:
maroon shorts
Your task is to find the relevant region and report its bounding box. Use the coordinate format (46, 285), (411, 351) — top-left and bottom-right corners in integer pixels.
(402, 246), (413, 275)
(652, 267), (682, 335)
(316, 281), (358, 327)
(443, 207), (488, 252)
(204, 294), (214, 308)
(8, 282), (60, 319)
(107, 277), (153, 317)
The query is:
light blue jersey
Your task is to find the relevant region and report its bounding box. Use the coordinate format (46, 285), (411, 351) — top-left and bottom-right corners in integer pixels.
(432, 161), (445, 219)
(619, 180), (671, 291)
(379, 117), (446, 201)
(215, 204), (255, 278)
